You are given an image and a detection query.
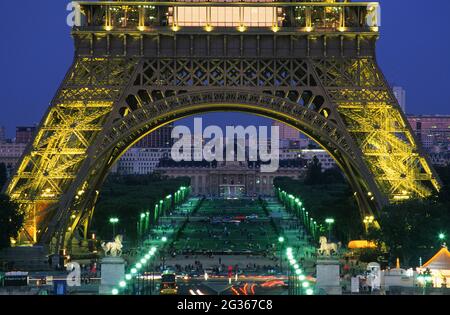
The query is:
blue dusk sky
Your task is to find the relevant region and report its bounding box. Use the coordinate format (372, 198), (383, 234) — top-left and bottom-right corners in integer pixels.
(0, 0), (449, 137)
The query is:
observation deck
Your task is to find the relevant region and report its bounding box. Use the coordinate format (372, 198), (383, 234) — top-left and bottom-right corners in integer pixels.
(72, 1), (380, 57)
(73, 1), (380, 34)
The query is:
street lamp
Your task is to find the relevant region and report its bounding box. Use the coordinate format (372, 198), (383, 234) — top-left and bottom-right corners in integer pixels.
(161, 236), (168, 271)
(363, 215), (375, 233)
(109, 217), (119, 238)
(325, 218), (335, 241)
(439, 233), (445, 241)
(278, 236), (285, 273)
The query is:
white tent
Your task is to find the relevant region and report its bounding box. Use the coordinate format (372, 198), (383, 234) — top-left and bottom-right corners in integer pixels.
(419, 246), (450, 288)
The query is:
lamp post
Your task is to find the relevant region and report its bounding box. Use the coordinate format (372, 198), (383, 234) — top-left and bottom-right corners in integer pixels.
(161, 236), (168, 270)
(325, 218), (335, 241)
(139, 213), (146, 242)
(278, 236), (285, 273)
(109, 217), (119, 238)
(363, 215), (374, 234)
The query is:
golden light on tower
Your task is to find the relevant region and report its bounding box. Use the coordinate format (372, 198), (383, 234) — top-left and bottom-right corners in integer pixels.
(204, 24), (213, 32)
(237, 24), (247, 32)
(171, 24), (180, 32)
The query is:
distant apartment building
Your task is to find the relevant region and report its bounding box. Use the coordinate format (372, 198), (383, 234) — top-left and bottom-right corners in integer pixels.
(407, 115), (450, 152)
(0, 141), (27, 177)
(272, 120), (300, 141)
(0, 126), (5, 143)
(392, 86), (406, 113)
(279, 148), (336, 170)
(156, 159), (307, 197)
(134, 124), (174, 148)
(428, 152), (450, 167)
(15, 126), (36, 144)
(112, 147), (171, 175)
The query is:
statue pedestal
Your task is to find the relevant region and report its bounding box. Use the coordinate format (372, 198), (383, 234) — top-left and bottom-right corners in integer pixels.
(99, 257), (125, 295)
(316, 258), (342, 295)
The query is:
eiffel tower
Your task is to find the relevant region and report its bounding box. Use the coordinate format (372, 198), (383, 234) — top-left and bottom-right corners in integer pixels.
(4, 1), (441, 252)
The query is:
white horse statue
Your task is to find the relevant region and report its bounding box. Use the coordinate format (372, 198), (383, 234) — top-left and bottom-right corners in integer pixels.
(318, 236), (338, 256)
(101, 235), (123, 257)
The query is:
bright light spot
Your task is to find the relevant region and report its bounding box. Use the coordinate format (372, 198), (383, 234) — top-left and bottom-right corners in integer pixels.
(306, 288), (314, 295)
(136, 263), (142, 269)
(131, 268), (137, 274)
(125, 274), (132, 280)
(302, 281), (310, 288)
(298, 275), (306, 281)
(119, 281), (126, 288)
(237, 24), (246, 32)
(111, 288), (119, 295)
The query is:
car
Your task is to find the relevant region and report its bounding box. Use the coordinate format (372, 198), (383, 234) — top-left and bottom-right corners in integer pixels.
(189, 271), (201, 278)
(179, 273), (191, 281)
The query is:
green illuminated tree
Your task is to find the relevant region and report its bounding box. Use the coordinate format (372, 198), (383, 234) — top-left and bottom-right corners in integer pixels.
(368, 198), (450, 267)
(0, 163), (7, 189)
(304, 156), (323, 185)
(0, 194), (24, 249)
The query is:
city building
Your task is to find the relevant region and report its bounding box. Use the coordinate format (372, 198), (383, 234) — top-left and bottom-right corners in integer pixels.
(0, 126), (5, 143)
(279, 148), (337, 170)
(428, 152), (450, 167)
(0, 141), (27, 177)
(272, 120), (300, 141)
(407, 115), (450, 152)
(15, 126), (36, 144)
(393, 86), (406, 113)
(134, 124), (174, 148)
(112, 147), (171, 175)
(156, 159), (307, 198)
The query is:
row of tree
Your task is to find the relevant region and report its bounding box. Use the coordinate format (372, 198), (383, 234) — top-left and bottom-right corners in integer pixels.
(368, 166), (450, 266)
(276, 158), (450, 267)
(0, 162), (24, 250)
(274, 156), (364, 244)
(91, 173), (191, 243)
(0, 164), (190, 249)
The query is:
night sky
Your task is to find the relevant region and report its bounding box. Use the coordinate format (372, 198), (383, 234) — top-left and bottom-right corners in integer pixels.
(1, 0), (449, 137)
